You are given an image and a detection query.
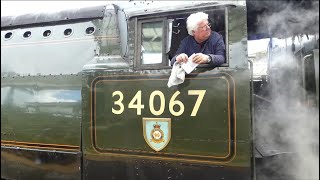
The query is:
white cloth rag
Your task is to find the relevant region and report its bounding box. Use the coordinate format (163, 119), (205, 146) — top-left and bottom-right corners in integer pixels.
(167, 62), (186, 88)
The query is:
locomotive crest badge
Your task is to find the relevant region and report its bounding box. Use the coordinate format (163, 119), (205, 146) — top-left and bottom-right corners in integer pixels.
(143, 118), (171, 152)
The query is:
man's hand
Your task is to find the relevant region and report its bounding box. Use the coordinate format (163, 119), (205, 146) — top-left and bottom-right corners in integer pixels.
(192, 53), (210, 64)
(176, 53), (188, 64)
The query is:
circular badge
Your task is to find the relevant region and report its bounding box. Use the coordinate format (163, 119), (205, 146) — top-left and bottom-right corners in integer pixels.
(150, 124), (165, 143)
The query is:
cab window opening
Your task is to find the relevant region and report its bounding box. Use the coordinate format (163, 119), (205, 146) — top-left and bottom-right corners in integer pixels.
(141, 21), (163, 65)
(136, 18), (167, 69)
(167, 9), (226, 67)
(135, 8), (227, 69)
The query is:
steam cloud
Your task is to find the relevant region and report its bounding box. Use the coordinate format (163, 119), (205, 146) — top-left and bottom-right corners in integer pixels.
(253, 1), (319, 180)
(255, 51), (319, 180)
(255, 1), (319, 37)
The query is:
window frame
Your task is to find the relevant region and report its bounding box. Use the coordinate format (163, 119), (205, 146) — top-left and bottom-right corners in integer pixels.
(135, 17), (168, 69)
(134, 7), (229, 70)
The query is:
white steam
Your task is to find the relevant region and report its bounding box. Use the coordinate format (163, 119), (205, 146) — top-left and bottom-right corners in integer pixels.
(253, 1), (319, 180)
(256, 1), (319, 38)
(255, 50), (319, 180)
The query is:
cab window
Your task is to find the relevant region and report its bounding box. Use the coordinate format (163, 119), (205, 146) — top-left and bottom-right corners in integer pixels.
(141, 21), (163, 65)
(135, 8), (227, 69)
(135, 18), (167, 69)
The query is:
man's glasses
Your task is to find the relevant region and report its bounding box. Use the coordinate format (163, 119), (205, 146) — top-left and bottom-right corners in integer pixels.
(199, 23), (211, 30)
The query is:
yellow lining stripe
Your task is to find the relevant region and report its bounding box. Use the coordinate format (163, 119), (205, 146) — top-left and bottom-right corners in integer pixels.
(1, 140), (80, 151)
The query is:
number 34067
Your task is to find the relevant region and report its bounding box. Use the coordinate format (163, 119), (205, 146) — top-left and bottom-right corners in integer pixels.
(112, 90), (206, 117)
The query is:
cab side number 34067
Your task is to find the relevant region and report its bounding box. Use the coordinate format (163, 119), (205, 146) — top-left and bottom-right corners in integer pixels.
(112, 90), (206, 117)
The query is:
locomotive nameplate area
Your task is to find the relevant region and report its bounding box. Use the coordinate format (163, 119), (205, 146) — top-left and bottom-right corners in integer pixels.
(90, 73), (236, 163)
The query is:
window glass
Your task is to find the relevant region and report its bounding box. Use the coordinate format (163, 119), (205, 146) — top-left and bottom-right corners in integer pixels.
(141, 21), (163, 64)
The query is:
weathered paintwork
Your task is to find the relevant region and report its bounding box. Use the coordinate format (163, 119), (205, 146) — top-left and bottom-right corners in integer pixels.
(1, 2), (253, 180)
(1, 147), (81, 180)
(82, 69), (252, 179)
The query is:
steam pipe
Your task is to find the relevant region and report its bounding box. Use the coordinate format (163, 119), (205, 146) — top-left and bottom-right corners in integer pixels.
(267, 38), (272, 84)
(253, 94), (272, 104)
(248, 59), (256, 180)
(302, 54), (313, 101)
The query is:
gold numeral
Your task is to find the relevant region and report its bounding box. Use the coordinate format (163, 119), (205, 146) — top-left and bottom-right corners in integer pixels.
(169, 91), (185, 116)
(112, 91), (124, 114)
(188, 90), (206, 116)
(149, 90), (165, 116)
(128, 90), (145, 115)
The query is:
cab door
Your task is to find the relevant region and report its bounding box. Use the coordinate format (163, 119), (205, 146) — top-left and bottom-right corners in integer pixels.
(82, 4), (253, 180)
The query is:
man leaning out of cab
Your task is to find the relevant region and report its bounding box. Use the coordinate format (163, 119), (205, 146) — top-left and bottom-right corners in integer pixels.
(171, 12), (226, 67)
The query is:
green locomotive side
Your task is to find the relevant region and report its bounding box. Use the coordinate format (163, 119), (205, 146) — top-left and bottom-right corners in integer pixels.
(1, 2), (252, 180)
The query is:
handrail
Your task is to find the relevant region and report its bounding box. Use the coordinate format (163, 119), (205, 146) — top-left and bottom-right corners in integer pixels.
(302, 54), (313, 100)
(248, 59), (256, 180)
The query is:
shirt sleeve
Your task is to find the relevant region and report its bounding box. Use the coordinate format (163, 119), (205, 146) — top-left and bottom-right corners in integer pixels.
(170, 38), (188, 66)
(208, 33), (226, 67)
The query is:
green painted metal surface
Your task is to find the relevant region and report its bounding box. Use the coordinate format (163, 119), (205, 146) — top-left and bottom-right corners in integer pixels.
(1, 2), (254, 180)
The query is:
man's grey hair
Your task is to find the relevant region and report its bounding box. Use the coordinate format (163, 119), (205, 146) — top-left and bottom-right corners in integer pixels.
(186, 12), (209, 36)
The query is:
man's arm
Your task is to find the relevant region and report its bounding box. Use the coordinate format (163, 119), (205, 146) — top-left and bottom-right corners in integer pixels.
(170, 38), (188, 66)
(207, 33), (226, 67)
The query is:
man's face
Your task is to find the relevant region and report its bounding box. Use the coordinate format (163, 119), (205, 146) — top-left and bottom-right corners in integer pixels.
(193, 19), (211, 43)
